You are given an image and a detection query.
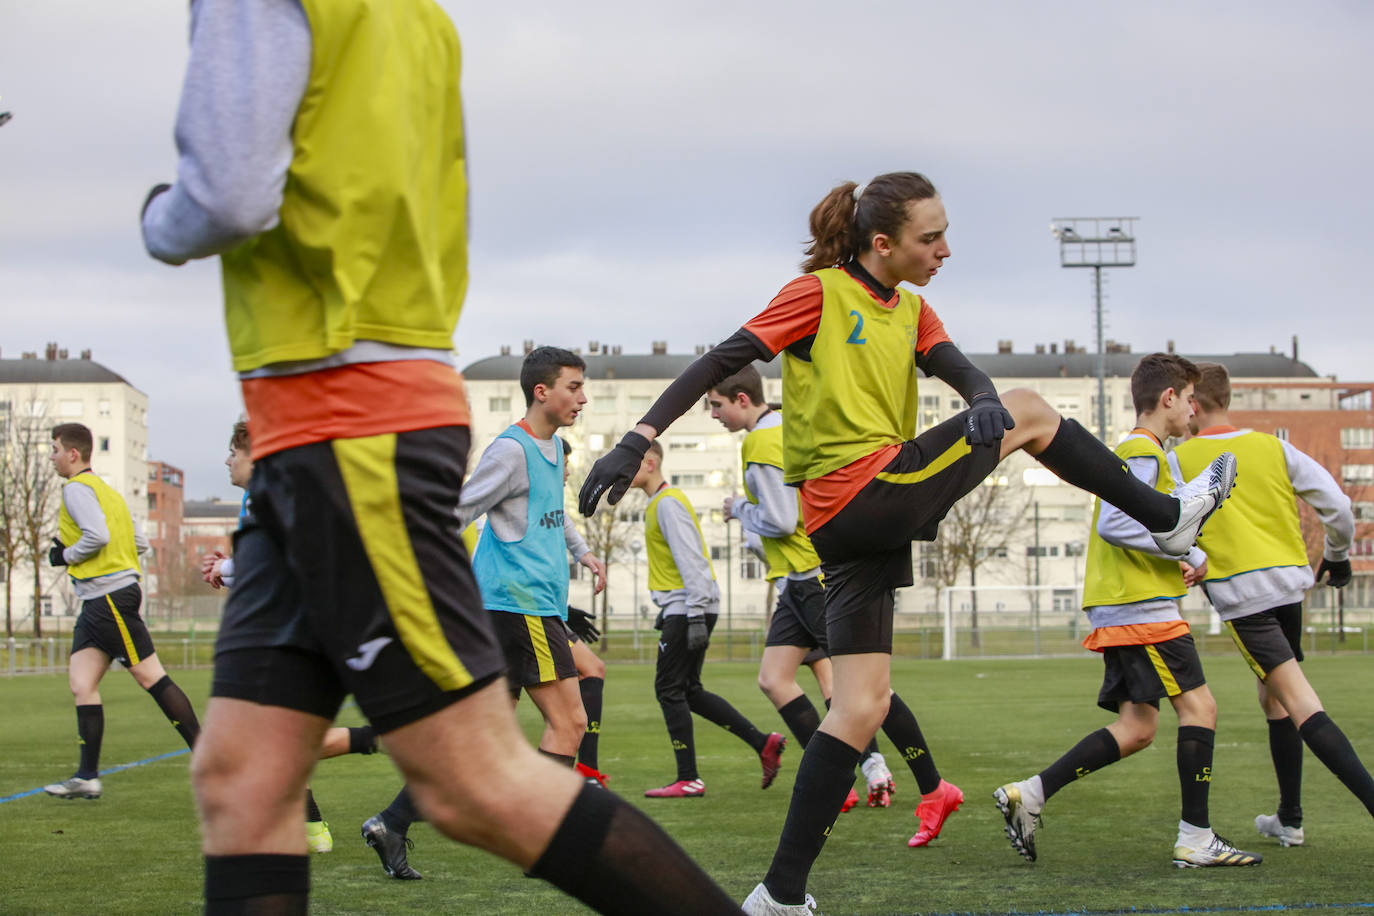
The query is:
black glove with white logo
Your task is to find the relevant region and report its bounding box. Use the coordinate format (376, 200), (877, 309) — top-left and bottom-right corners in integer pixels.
(49, 537), (67, 567)
(685, 616), (709, 653)
(1317, 557), (1352, 588)
(579, 431), (651, 515)
(965, 393), (1015, 448)
(566, 606), (600, 643)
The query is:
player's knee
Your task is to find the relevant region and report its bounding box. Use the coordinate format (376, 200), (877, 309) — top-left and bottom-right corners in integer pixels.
(579, 656), (605, 680)
(757, 670), (793, 703)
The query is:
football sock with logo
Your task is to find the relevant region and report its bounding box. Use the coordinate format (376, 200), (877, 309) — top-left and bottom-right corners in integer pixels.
(660, 698), (698, 781)
(1300, 711), (1374, 816)
(147, 674), (201, 748)
(763, 731), (862, 906)
(380, 787), (422, 834)
(540, 750), (577, 768)
(304, 789), (322, 823)
(75, 704), (103, 779)
(687, 688), (767, 753)
(528, 783), (740, 915)
(882, 692), (940, 795)
(348, 726), (378, 755)
(578, 677), (604, 770)
(1267, 717), (1304, 826)
(778, 694), (821, 748)
(1177, 725), (1215, 829)
(1034, 418), (1179, 532)
(1038, 728), (1121, 800)
(204, 853), (308, 916)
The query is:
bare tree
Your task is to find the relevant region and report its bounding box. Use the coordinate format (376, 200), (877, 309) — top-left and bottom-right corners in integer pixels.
(1294, 443), (1374, 642)
(928, 469), (1033, 648)
(0, 401), (26, 635)
(6, 393), (63, 637)
(569, 470), (645, 650)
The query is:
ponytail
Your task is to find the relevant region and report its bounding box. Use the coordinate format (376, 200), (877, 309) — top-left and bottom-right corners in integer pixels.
(800, 172), (939, 273)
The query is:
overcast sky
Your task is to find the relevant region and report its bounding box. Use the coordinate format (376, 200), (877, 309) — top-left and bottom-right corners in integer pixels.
(3, 1), (1371, 500)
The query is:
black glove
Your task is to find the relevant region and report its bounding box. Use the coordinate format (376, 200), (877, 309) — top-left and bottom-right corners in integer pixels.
(965, 393), (1015, 447)
(49, 537), (67, 567)
(566, 606), (601, 643)
(578, 431), (651, 515)
(1317, 557), (1352, 588)
(141, 183), (172, 219)
(685, 616), (710, 652)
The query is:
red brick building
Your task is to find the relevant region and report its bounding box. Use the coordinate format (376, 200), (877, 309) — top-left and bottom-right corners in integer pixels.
(145, 460), (185, 596)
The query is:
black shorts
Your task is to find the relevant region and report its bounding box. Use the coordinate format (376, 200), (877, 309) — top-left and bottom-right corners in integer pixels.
(765, 576), (828, 651)
(654, 614), (717, 703)
(1226, 603), (1303, 679)
(1097, 633), (1207, 712)
(490, 611), (576, 689)
(71, 583), (155, 666)
(809, 413), (1001, 656)
(211, 426), (505, 733)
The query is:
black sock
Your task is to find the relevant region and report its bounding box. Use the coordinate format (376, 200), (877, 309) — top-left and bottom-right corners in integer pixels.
(1300, 711), (1374, 817)
(147, 675), (201, 749)
(1267, 717), (1304, 826)
(1035, 418), (1179, 532)
(763, 731), (862, 906)
(380, 787), (422, 834)
(348, 726), (378, 755)
(540, 750), (577, 768)
(304, 788), (322, 823)
(578, 677), (604, 770)
(778, 694), (821, 749)
(529, 783), (739, 915)
(204, 853), (308, 915)
(687, 688), (767, 753)
(882, 692), (940, 795)
(661, 699), (698, 781)
(1038, 727), (1121, 800)
(75, 704), (103, 779)
(1177, 725), (1215, 828)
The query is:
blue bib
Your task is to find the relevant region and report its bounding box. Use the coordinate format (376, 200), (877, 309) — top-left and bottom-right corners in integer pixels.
(472, 425), (568, 617)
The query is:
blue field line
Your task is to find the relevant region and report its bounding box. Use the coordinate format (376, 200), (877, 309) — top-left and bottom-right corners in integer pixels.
(918, 904), (1374, 916)
(0, 747), (190, 805)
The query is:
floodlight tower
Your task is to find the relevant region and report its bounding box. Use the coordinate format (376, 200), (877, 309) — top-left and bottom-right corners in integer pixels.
(1050, 217), (1137, 440)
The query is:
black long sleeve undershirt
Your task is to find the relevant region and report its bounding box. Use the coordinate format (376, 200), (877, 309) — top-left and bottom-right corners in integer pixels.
(919, 340), (999, 405)
(638, 330), (772, 435)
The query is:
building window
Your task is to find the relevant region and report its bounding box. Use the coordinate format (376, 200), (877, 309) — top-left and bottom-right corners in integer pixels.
(740, 556), (763, 580)
(149, 492), (158, 510)
(1052, 588), (1077, 611)
(669, 438), (705, 451)
(98, 399), (111, 418)
(1354, 502), (1374, 522)
(671, 473), (705, 487)
(587, 433), (606, 451)
(488, 396), (511, 413)
(99, 436), (110, 453)
(60, 399), (83, 417)
(1273, 427), (1289, 441)
(628, 395), (653, 413)
(710, 546), (728, 561)
(1341, 464), (1374, 486)
(1340, 428), (1373, 450)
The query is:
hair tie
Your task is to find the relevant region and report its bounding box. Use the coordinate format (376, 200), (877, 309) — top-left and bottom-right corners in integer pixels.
(852, 183), (866, 203)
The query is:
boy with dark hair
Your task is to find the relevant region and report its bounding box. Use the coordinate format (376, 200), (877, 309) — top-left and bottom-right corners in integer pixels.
(44, 423), (201, 800)
(360, 345), (609, 878)
(709, 365), (965, 844)
(630, 440), (786, 797)
(1175, 362), (1374, 844)
(994, 354), (1260, 869)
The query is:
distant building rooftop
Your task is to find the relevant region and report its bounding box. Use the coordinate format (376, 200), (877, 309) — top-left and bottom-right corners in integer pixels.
(462, 350), (1321, 382)
(184, 499), (241, 520)
(0, 348), (139, 390)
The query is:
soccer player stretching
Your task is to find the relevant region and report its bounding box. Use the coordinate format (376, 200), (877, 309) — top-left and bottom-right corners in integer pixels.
(1175, 362), (1374, 844)
(580, 171), (1236, 913)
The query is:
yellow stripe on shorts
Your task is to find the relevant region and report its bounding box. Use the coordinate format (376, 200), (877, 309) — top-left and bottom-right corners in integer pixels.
(525, 615), (557, 683)
(1144, 644), (1181, 696)
(1225, 621), (1268, 680)
(107, 594), (140, 666)
(333, 434), (473, 693)
(873, 438), (971, 485)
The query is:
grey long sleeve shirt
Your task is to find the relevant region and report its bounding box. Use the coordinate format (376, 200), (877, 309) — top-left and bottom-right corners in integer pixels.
(650, 494), (720, 618)
(61, 478), (150, 600)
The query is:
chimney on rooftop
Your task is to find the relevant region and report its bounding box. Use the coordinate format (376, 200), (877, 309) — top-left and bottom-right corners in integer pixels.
(1292, 335), (1299, 362)
(588, 340), (600, 354)
(1049, 342), (1058, 354)
(522, 339), (534, 355)
(499, 344), (511, 356)
(1167, 339), (1175, 354)
(80, 349), (91, 360)
(45, 342), (58, 360)
(1035, 344), (1045, 354)
(651, 340), (667, 356)
(997, 339), (1012, 354)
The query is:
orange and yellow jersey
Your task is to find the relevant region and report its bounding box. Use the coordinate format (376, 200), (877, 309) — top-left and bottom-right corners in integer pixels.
(741, 267), (951, 532)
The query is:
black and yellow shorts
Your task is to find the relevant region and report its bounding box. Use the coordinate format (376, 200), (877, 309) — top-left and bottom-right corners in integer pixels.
(809, 412), (1001, 656)
(1225, 603), (1304, 679)
(1097, 633), (1207, 712)
(765, 576), (828, 651)
(490, 611), (577, 689)
(71, 583), (155, 667)
(212, 426), (505, 733)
